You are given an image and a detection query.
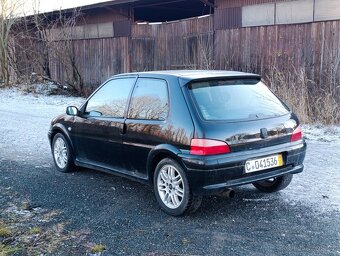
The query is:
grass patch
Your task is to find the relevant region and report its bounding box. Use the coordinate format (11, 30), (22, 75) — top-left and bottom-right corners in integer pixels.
(0, 210), (86, 255)
(0, 225), (11, 238)
(0, 244), (21, 255)
(29, 227), (41, 235)
(90, 243), (106, 254)
(0, 188), (90, 255)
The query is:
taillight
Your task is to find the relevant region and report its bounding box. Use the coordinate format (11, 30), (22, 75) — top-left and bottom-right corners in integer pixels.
(291, 126), (302, 142)
(190, 139), (231, 155)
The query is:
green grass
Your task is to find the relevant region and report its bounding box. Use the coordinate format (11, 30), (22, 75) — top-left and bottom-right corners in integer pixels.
(29, 227), (42, 235)
(0, 244), (21, 256)
(0, 225), (11, 238)
(90, 243), (106, 254)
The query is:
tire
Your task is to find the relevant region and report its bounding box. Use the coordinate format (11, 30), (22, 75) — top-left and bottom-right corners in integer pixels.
(252, 174), (293, 193)
(52, 133), (75, 173)
(153, 158), (202, 216)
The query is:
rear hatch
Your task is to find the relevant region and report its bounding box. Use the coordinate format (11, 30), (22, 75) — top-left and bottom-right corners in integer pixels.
(186, 77), (298, 152)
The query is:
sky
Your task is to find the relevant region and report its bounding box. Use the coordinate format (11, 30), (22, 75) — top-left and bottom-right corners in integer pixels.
(18, 0), (112, 15)
(37, 0), (111, 12)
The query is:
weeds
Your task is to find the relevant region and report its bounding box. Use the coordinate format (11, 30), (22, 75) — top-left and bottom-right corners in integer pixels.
(28, 227), (41, 235)
(90, 243), (106, 254)
(0, 226), (11, 238)
(264, 65), (339, 124)
(313, 89), (339, 124)
(265, 66), (311, 123)
(0, 187), (89, 255)
(0, 244), (21, 255)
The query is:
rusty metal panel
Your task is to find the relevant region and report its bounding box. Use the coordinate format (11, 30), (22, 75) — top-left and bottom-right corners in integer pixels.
(214, 7), (242, 29)
(114, 20), (131, 37)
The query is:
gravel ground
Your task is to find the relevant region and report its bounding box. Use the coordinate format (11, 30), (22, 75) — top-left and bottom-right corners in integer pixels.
(0, 88), (339, 255)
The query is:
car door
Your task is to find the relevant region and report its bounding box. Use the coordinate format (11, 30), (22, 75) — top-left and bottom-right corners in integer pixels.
(122, 78), (169, 178)
(71, 77), (136, 171)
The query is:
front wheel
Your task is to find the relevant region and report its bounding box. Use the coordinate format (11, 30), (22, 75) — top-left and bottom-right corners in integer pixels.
(153, 158), (202, 216)
(52, 133), (75, 173)
(252, 174), (293, 193)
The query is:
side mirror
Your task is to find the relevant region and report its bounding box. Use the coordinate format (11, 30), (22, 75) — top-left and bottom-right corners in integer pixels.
(66, 106), (79, 116)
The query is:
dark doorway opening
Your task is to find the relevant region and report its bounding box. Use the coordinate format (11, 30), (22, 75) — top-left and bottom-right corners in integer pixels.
(133, 0), (214, 22)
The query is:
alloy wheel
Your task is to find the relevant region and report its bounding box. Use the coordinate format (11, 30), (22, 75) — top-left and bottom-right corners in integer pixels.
(157, 164), (184, 209)
(53, 137), (68, 169)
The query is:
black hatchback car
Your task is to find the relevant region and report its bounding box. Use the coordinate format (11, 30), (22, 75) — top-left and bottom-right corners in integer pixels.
(49, 70), (306, 216)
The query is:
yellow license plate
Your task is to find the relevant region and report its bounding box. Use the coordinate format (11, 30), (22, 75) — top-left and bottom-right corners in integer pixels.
(245, 154), (283, 173)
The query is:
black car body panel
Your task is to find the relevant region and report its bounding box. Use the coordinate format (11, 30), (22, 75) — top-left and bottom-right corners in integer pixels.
(179, 140), (306, 194)
(48, 70), (306, 197)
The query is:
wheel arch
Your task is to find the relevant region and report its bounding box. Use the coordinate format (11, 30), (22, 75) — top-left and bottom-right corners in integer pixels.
(147, 144), (185, 184)
(50, 124), (75, 155)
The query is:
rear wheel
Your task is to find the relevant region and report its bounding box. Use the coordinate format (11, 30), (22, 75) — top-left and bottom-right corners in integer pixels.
(52, 133), (75, 173)
(252, 174), (293, 193)
(153, 158), (202, 216)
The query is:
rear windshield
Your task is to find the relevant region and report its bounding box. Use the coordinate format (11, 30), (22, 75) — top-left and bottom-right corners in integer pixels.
(188, 79), (289, 121)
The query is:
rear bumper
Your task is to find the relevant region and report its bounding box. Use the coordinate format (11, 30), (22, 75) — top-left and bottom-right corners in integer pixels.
(179, 140), (306, 195)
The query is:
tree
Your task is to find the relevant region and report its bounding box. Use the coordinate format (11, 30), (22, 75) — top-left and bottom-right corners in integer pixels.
(48, 8), (83, 93)
(0, 0), (84, 94)
(27, 7), (84, 93)
(0, 0), (19, 86)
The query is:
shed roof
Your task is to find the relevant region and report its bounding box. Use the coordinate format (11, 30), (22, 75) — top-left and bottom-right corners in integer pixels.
(38, 0), (214, 23)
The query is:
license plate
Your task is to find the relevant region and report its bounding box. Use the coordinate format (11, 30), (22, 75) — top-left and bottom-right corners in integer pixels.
(245, 154), (283, 173)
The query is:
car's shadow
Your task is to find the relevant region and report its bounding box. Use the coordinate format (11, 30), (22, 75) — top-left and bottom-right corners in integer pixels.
(65, 166), (282, 218)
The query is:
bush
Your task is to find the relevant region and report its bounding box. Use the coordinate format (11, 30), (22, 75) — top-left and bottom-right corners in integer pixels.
(264, 65), (339, 125)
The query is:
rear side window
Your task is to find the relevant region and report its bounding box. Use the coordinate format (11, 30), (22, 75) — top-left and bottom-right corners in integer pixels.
(85, 78), (135, 118)
(188, 79), (289, 121)
(128, 78), (168, 121)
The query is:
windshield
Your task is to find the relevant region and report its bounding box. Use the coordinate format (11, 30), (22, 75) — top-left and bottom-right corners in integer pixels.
(188, 79), (289, 121)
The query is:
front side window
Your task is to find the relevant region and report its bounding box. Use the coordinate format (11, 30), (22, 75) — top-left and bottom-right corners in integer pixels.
(188, 79), (289, 121)
(85, 78), (135, 118)
(128, 78), (168, 121)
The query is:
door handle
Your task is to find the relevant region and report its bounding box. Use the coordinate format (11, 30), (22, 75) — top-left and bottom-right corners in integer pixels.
(121, 123), (127, 135)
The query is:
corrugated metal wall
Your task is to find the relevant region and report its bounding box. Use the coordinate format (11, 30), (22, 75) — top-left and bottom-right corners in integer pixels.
(131, 16), (214, 71)
(42, 0), (340, 91)
(214, 7), (242, 29)
(49, 37), (129, 87)
(214, 20), (340, 85)
(214, 0), (285, 29)
(48, 16), (340, 93)
(49, 16), (214, 87)
(215, 0), (340, 29)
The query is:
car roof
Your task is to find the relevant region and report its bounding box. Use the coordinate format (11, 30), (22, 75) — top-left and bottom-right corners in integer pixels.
(113, 70), (261, 81)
